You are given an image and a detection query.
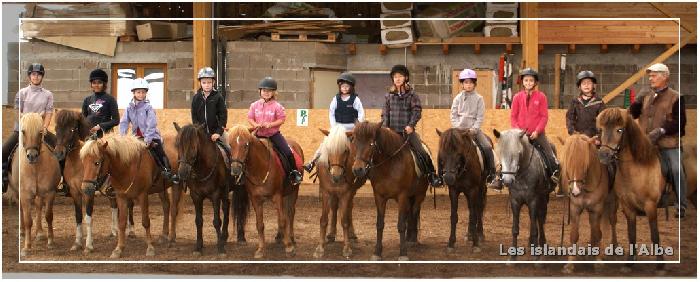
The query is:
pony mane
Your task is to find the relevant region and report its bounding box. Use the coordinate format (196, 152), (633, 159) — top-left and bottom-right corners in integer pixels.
(354, 121), (404, 153)
(563, 134), (594, 175)
(228, 124), (255, 144)
(56, 109), (90, 140)
(318, 125), (351, 166)
(439, 128), (472, 156)
(20, 113), (44, 142)
(597, 108), (656, 165)
(80, 133), (146, 166)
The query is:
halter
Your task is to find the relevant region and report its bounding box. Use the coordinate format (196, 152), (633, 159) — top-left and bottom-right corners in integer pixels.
(600, 128), (625, 163)
(178, 144), (220, 183)
(82, 149), (144, 197)
(358, 137), (408, 171)
(500, 139), (535, 181)
(230, 136), (271, 186)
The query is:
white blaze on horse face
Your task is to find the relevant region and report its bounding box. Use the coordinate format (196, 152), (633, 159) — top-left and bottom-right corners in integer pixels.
(572, 182), (580, 196)
(236, 136), (240, 145)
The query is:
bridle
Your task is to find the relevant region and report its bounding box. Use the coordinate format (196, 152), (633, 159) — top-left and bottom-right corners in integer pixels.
(230, 135), (271, 186)
(178, 140), (219, 182)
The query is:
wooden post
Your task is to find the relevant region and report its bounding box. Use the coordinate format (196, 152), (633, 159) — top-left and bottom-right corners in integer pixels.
(603, 30), (697, 103)
(379, 44), (388, 55)
(632, 44), (641, 53)
(567, 44), (576, 54)
(473, 44), (481, 54)
(193, 2), (213, 90)
(520, 3), (539, 71)
(553, 54), (562, 109)
(348, 43), (357, 55)
(410, 43), (417, 55)
(600, 44), (608, 54)
(442, 44), (449, 55)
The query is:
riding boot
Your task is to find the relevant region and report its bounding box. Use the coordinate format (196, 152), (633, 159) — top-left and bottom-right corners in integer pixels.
(217, 138), (232, 161)
(487, 164), (504, 191)
(286, 155), (302, 186)
(303, 154), (319, 173)
(56, 159), (71, 197)
(2, 161), (8, 193)
(422, 153), (443, 188)
(160, 153), (180, 185)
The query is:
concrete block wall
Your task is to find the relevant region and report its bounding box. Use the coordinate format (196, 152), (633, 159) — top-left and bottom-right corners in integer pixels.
(10, 41), (193, 109)
(225, 41), (347, 109)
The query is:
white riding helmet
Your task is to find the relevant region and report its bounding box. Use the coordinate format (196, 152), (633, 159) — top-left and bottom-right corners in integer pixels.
(131, 78), (149, 92)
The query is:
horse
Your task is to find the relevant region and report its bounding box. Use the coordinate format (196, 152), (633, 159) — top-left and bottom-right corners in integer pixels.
(351, 121), (429, 261)
(11, 113), (62, 256)
(682, 141), (696, 207)
(312, 125), (363, 259)
(493, 129), (552, 261)
(435, 128), (487, 254)
(174, 123), (238, 256)
(54, 110), (178, 253)
(80, 133), (173, 258)
(227, 124), (302, 259)
(560, 134), (618, 273)
(597, 108), (665, 273)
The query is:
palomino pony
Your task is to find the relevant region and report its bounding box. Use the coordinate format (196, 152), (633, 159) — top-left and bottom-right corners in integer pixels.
(597, 108), (664, 272)
(80, 134), (171, 258)
(174, 123), (242, 256)
(435, 128), (487, 253)
(313, 125), (363, 259)
(54, 110), (178, 253)
(351, 121), (429, 261)
(227, 124), (303, 259)
(560, 134), (618, 273)
(493, 129), (552, 261)
(11, 113), (62, 256)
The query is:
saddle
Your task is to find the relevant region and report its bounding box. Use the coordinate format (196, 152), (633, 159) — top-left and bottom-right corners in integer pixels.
(258, 138), (302, 174)
(408, 141), (432, 177)
(530, 140), (557, 192)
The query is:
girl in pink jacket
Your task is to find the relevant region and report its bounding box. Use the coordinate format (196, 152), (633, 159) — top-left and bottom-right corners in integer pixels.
(507, 68), (560, 189)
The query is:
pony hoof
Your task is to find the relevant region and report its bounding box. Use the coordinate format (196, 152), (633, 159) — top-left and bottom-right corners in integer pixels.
(285, 246), (296, 257)
(342, 247), (352, 258)
(110, 232), (117, 238)
(621, 266), (632, 273)
(326, 235), (336, 243)
(446, 247), (455, 254)
(192, 251), (202, 257)
(157, 236), (167, 245)
(84, 246), (94, 254)
(398, 256), (409, 261)
(109, 250), (122, 259)
(313, 246), (324, 259)
(254, 250), (264, 259)
(146, 246), (155, 257)
(70, 243), (82, 251)
(472, 246), (481, 253)
(370, 255), (382, 261)
(562, 264), (575, 274)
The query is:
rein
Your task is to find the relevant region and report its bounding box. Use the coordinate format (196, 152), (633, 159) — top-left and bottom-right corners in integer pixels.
(178, 140), (220, 183)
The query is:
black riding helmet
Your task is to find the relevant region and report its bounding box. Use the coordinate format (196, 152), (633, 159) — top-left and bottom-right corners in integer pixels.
(519, 68), (539, 82)
(390, 64), (410, 82)
(576, 70), (597, 86)
(89, 69), (109, 83)
(258, 76), (277, 90)
(337, 72), (356, 86)
(27, 63), (45, 76)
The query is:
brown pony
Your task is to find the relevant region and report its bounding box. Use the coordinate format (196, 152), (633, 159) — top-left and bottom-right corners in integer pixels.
(227, 124), (302, 259)
(682, 141), (696, 207)
(12, 113), (62, 257)
(435, 128), (487, 253)
(560, 134), (618, 273)
(597, 108), (664, 272)
(351, 121), (429, 261)
(174, 123), (238, 256)
(54, 110), (179, 253)
(313, 125), (363, 259)
(80, 134), (169, 258)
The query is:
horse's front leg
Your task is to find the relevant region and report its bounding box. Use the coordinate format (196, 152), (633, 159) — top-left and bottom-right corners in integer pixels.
(69, 188), (84, 251)
(84, 194), (96, 253)
(563, 202), (584, 274)
(644, 202), (664, 273)
(252, 195), (265, 259)
(371, 196), (387, 261)
(20, 195), (33, 257)
(139, 191), (155, 257)
(168, 184), (183, 246)
(158, 190), (170, 244)
(218, 188), (231, 256)
(327, 193), (338, 242)
(447, 188), (459, 252)
(466, 189), (481, 252)
(621, 207), (637, 273)
(510, 199), (522, 262)
(191, 194), (205, 256)
(45, 193), (56, 250)
(397, 195), (410, 261)
(33, 196), (46, 242)
(109, 195), (129, 259)
(339, 191), (354, 258)
(314, 190), (331, 259)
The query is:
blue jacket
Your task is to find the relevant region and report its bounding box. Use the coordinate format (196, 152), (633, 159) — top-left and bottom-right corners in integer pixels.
(119, 99), (161, 145)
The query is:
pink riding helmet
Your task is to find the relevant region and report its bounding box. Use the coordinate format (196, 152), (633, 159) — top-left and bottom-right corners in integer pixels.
(458, 69), (477, 81)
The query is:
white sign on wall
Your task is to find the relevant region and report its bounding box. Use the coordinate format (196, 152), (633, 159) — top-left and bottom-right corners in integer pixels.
(296, 109), (309, 127)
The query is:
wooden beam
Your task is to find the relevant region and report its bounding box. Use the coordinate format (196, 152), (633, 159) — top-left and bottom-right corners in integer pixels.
(600, 44), (608, 53)
(473, 44), (481, 54)
(442, 44), (449, 55)
(436, 36), (521, 44)
(193, 2), (212, 90)
(521, 3), (539, 70)
(348, 43), (356, 55)
(650, 2), (694, 33)
(632, 44), (641, 53)
(568, 44), (576, 54)
(553, 54), (562, 109)
(603, 30), (698, 103)
(410, 43), (417, 55)
(538, 44), (544, 54)
(505, 43), (513, 54)
(379, 44), (387, 55)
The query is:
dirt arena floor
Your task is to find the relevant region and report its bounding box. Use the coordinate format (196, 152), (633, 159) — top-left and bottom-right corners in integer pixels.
(2, 184), (696, 278)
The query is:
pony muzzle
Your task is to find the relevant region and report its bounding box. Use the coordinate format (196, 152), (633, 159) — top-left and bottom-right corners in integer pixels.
(178, 164), (193, 180)
(352, 166), (367, 178)
(443, 172), (457, 186)
(82, 182), (97, 196)
(26, 148), (39, 163)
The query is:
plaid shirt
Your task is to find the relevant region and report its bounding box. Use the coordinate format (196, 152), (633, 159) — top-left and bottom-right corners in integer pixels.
(381, 89), (422, 133)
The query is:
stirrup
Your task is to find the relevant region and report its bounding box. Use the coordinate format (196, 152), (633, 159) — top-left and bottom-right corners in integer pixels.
(429, 173), (443, 188)
(290, 170), (302, 186)
(100, 185), (115, 198)
(303, 161), (315, 173)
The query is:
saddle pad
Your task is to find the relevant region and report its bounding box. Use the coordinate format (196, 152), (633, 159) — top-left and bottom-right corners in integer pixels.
(261, 139), (302, 174)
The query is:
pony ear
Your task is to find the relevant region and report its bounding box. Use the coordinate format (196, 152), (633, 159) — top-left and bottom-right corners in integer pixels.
(173, 122), (181, 133)
(493, 129), (501, 139)
(320, 128), (330, 136)
(100, 140), (109, 150)
(518, 130), (526, 139)
(345, 132), (353, 138)
(248, 127), (256, 133)
(373, 121), (383, 134)
(435, 128), (442, 137)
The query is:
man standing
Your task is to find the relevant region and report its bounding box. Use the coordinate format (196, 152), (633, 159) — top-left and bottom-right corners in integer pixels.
(630, 63), (687, 218)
